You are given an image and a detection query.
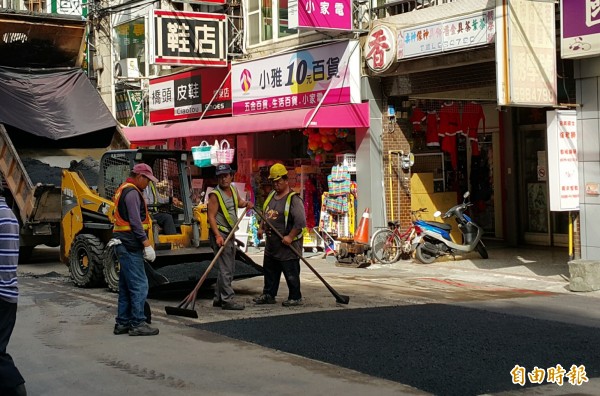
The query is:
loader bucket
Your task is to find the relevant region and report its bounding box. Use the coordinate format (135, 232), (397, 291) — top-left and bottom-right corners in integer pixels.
(149, 248), (263, 292)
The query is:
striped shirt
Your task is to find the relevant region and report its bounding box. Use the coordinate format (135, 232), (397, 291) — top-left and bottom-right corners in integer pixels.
(0, 197), (20, 303)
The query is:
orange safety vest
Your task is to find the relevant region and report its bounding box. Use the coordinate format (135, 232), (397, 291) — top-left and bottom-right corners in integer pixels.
(113, 182), (151, 232)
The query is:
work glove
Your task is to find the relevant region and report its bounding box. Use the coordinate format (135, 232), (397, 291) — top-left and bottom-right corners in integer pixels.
(107, 238), (122, 248)
(143, 246), (156, 262)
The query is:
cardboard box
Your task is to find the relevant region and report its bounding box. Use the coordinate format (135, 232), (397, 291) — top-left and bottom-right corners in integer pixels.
(411, 173), (435, 194)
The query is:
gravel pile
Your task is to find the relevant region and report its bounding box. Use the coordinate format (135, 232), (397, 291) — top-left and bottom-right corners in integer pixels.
(22, 156), (100, 187)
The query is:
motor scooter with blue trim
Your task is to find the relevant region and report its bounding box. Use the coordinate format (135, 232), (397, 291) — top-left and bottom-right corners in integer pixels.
(414, 191), (488, 264)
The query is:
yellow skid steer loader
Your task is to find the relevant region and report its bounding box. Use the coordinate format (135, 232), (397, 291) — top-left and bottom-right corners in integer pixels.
(61, 149), (262, 292)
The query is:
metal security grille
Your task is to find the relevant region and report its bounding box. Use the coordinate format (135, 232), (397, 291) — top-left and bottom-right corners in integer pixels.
(102, 152), (131, 201)
(150, 157), (183, 206)
(101, 153), (184, 206)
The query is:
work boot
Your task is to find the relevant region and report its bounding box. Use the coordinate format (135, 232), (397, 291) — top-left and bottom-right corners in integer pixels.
(282, 298), (303, 307)
(113, 323), (130, 335)
(253, 294), (276, 305)
(212, 299), (222, 307)
(0, 383), (27, 396)
(129, 322), (159, 336)
(221, 301), (245, 310)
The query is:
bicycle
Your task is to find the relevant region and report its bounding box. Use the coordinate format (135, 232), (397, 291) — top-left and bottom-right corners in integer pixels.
(370, 208), (428, 264)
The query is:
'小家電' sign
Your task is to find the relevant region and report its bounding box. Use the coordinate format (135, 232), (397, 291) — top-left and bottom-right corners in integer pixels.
(288, 0), (352, 31)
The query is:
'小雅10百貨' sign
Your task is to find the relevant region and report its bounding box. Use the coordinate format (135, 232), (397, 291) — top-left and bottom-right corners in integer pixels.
(149, 67), (231, 123)
(231, 40), (360, 116)
(150, 10), (227, 67)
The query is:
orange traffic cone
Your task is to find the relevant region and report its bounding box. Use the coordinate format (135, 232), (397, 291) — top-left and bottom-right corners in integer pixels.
(354, 208), (370, 244)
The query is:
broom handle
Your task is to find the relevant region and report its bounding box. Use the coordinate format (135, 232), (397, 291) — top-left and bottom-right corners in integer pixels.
(188, 206), (249, 297)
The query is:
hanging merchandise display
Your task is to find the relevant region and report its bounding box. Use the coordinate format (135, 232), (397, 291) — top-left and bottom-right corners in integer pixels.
(210, 140), (220, 166)
(461, 101), (486, 156)
(215, 140), (235, 164)
(425, 109), (440, 148)
(191, 141), (212, 167)
(305, 128), (348, 162)
(439, 101), (462, 169)
(318, 165), (356, 239)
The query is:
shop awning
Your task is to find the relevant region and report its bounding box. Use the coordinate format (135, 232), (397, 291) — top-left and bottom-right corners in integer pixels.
(125, 103), (369, 145)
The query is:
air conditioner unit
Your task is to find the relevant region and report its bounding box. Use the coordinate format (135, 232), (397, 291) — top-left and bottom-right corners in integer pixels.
(114, 58), (140, 78)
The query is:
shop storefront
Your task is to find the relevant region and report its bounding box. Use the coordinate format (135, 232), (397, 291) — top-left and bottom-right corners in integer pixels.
(125, 40), (372, 251)
(366, 0), (572, 248)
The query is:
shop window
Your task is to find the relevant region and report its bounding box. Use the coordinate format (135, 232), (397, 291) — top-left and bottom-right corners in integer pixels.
(246, 0), (297, 46)
(114, 18), (146, 77)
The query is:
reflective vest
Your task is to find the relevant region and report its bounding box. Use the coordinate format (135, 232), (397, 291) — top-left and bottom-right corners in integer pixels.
(209, 186), (238, 233)
(263, 191), (303, 241)
(113, 182), (151, 232)
(147, 182), (159, 213)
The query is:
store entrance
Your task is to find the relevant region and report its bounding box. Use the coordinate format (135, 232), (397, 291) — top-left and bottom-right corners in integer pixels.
(517, 125), (568, 246)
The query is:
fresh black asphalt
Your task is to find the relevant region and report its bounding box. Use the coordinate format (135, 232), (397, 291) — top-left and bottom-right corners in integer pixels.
(195, 304), (599, 395)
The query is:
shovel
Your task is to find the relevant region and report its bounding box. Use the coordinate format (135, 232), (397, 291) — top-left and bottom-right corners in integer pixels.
(254, 209), (350, 305)
(165, 207), (249, 318)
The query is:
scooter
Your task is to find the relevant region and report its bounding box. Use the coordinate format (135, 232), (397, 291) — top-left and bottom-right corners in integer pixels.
(414, 191), (488, 264)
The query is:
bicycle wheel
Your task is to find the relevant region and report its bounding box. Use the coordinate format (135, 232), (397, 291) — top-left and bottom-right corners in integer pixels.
(371, 229), (402, 264)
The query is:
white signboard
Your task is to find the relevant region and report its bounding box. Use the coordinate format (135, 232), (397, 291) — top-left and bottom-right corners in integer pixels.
(231, 40), (360, 115)
(547, 110), (579, 211)
(496, 0), (556, 106)
(397, 10), (495, 60)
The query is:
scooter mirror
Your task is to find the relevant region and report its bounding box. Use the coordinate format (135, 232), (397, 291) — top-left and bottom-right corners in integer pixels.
(433, 210), (442, 218)
(463, 191), (470, 199)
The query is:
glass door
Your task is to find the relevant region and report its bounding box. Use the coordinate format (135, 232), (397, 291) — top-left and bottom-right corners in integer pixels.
(518, 125), (568, 246)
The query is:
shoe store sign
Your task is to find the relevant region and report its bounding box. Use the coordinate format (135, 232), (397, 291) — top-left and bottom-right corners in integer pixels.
(149, 67), (232, 123)
(397, 9), (495, 60)
(149, 10), (227, 67)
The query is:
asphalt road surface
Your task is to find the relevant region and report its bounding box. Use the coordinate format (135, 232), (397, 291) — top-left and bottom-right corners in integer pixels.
(197, 303), (600, 395)
(9, 245), (600, 395)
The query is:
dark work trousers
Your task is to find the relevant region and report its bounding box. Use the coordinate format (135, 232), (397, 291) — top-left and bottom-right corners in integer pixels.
(152, 212), (177, 235)
(209, 230), (237, 304)
(0, 299), (25, 390)
(262, 255), (302, 301)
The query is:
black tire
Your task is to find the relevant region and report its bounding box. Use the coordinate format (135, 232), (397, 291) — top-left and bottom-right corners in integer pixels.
(371, 229), (402, 264)
(476, 241), (489, 259)
(415, 244), (437, 264)
(18, 246), (35, 263)
(69, 234), (105, 287)
(103, 244), (120, 293)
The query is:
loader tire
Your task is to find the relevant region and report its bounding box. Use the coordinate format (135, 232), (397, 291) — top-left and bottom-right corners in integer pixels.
(103, 245), (120, 293)
(69, 234), (105, 288)
(18, 246), (35, 263)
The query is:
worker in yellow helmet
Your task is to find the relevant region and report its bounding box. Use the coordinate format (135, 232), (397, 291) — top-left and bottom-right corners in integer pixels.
(254, 163), (307, 307)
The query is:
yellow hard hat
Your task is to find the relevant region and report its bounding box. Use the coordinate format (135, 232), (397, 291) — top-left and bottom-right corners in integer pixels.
(268, 163), (288, 181)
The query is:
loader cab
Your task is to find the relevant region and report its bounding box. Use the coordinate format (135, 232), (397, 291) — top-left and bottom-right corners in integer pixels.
(97, 149), (194, 230)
